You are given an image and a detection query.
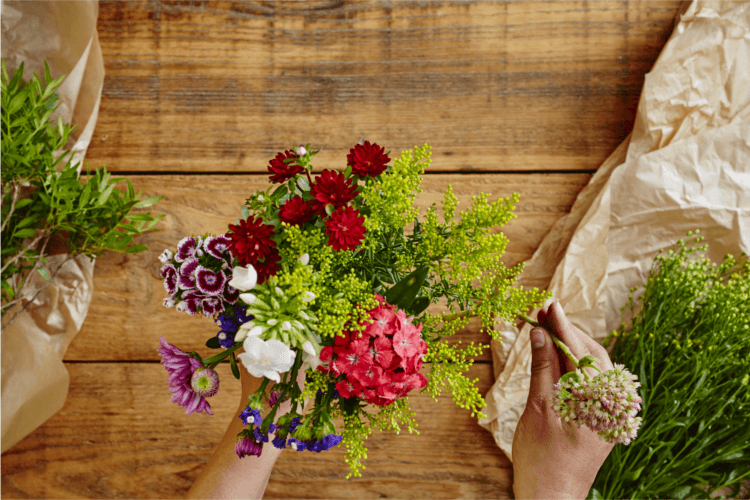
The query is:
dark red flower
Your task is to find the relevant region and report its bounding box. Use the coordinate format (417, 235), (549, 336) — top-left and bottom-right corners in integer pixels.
(227, 217), (276, 266)
(325, 206), (366, 252)
(347, 141), (390, 178)
(310, 170), (358, 218)
(268, 150), (303, 183)
(255, 248), (281, 284)
(279, 196), (314, 226)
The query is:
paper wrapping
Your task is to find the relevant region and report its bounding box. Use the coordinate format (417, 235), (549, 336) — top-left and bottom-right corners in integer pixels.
(479, 0), (750, 461)
(1, 0), (104, 453)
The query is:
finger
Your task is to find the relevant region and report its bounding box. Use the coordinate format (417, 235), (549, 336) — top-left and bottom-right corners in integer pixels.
(545, 301), (597, 377)
(526, 327), (562, 415)
(577, 332), (615, 372)
(535, 297), (555, 328)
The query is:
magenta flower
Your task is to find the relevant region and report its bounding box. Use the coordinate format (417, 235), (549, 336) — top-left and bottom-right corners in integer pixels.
(204, 235), (232, 260)
(157, 336), (215, 415)
(195, 265), (226, 295)
(236, 433), (263, 459)
(552, 363), (643, 445)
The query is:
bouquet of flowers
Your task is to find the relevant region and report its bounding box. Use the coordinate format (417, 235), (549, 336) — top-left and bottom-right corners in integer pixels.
(156, 142), (642, 477)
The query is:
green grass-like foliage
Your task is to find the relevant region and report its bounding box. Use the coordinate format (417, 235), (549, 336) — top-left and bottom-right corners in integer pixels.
(589, 230), (750, 499)
(1, 60), (164, 321)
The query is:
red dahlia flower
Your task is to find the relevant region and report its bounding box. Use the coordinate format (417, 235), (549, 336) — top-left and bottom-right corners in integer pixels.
(310, 170), (358, 217)
(325, 206), (366, 252)
(347, 141), (390, 178)
(227, 217), (276, 266)
(255, 247), (281, 284)
(268, 150), (303, 183)
(279, 196), (314, 226)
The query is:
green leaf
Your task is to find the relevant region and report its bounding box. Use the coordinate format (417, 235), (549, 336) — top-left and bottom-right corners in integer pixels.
(133, 196), (162, 208)
(120, 244), (148, 254)
(408, 296), (431, 315)
(297, 176), (310, 191)
(241, 206), (250, 220)
(37, 267), (50, 282)
(13, 228), (37, 238)
(15, 215), (38, 229)
(206, 337), (221, 349)
(2, 280), (16, 300)
(79, 179), (92, 207)
(385, 265), (430, 311)
(126, 213), (154, 222)
(97, 184), (114, 206)
(14, 198), (34, 210)
(230, 351), (240, 380)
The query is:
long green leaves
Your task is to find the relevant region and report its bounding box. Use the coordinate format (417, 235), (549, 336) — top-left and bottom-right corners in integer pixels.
(1, 59), (164, 320)
(590, 231), (750, 499)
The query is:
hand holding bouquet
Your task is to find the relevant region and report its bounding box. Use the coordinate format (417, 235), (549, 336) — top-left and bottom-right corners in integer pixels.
(157, 142), (643, 477)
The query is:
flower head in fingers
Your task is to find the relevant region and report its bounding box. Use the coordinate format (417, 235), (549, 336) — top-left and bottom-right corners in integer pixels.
(552, 363), (643, 445)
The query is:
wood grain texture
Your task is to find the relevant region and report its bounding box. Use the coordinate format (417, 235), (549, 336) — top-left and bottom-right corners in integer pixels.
(0, 363), (509, 499)
(64, 172), (590, 362)
(87, 0), (681, 173)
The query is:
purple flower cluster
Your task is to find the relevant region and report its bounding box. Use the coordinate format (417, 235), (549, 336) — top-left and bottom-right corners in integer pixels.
(160, 235), (237, 317)
(235, 408), (342, 458)
(552, 363), (643, 445)
(215, 305), (252, 349)
(157, 336), (215, 415)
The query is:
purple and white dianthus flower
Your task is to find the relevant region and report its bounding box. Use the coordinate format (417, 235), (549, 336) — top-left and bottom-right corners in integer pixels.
(236, 434), (263, 459)
(223, 281), (239, 304)
(287, 437), (306, 451)
(195, 266), (226, 295)
(240, 407), (262, 427)
(178, 274), (196, 290)
(253, 427), (269, 443)
(204, 235), (232, 260)
(163, 296), (176, 308)
(175, 236), (203, 263)
(176, 296), (200, 316)
(201, 297), (224, 316)
(161, 264), (178, 295)
(180, 257), (200, 276)
(552, 363), (643, 445)
(158, 249), (173, 265)
(157, 336), (214, 415)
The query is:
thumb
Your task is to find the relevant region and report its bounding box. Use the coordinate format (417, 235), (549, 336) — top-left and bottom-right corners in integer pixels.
(526, 327), (562, 413)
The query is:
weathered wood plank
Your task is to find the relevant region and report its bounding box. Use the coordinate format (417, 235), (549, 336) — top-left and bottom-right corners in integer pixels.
(0, 363), (510, 499)
(87, 0), (680, 173)
(65, 172), (590, 362)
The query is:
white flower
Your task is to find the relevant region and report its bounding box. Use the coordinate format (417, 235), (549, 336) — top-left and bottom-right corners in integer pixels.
(296, 145), (307, 156)
(302, 291), (315, 302)
(299, 253), (310, 266)
(239, 293), (257, 304)
(302, 340), (321, 370)
(229, 265), (257, 291)
(237, 336), (295, 383)
(235, 323), (264, 342)
(158, 249), (173, 264)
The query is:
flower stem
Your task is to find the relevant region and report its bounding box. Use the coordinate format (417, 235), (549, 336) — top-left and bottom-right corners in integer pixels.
(202, 342), (244, 368)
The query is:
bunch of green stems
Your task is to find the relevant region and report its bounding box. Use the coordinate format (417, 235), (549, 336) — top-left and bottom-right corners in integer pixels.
(589, 231), (750, 499)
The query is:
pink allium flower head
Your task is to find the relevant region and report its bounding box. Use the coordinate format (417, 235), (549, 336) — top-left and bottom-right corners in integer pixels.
(552, 363), (643, 445)
(157, 336), (214, 415)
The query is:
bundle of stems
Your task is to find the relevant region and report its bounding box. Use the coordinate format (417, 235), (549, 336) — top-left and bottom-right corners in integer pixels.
(589, 230), (750, 499)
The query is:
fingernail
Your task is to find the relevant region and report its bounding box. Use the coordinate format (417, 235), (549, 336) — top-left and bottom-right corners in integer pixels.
(530, 328), (545, 348)
(553, 300), (567, 319)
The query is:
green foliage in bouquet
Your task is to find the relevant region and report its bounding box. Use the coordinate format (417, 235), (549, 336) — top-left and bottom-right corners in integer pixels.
(1, 60), (164, 325)
(590, 230), (750, 499)
(244, 144), (552, 476)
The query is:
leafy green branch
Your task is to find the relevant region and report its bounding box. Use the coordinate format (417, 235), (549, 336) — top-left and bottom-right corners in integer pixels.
(1, 59), (164, 328)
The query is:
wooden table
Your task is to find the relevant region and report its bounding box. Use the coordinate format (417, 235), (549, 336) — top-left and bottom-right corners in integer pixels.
(1, 1), (683, 498)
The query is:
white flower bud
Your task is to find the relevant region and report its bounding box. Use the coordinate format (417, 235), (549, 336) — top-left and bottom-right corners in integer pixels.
(296, 146), (307, 156)
(299, 253), (310, 265)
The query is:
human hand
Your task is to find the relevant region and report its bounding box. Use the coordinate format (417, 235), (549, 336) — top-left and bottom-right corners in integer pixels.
(511, 301), (614, 500)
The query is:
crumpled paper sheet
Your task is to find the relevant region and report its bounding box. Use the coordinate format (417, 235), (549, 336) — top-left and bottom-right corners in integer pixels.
(478, 0), (750, 461)
(1, 0), (104, 453)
